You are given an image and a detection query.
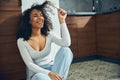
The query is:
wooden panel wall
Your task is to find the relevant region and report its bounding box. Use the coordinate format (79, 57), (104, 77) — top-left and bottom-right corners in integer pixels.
(66, 16), (97, 58)
(66, 12), (120, 59)
(66, 17), (78, 58)
(0, 0), (26, 80)
(77, 16), (96, 57)
(96, 12), (120, 59)
(0, 0), (20, 10)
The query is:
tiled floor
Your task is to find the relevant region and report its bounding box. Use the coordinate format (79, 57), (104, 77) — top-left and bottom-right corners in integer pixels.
(67, 60), (120, 80)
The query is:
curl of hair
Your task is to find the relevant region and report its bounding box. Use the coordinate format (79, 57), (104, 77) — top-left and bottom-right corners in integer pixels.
(17, 1), (53, 40)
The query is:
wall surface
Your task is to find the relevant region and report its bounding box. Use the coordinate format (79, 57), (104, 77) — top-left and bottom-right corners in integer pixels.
(0, 0), (25, 80)
(60, 0), (120, 13)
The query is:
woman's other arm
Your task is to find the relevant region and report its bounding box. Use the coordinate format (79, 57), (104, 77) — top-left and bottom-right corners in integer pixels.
(51, 8), (71, 46)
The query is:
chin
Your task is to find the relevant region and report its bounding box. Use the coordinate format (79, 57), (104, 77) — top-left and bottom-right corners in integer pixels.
(36, 24), (44, 28)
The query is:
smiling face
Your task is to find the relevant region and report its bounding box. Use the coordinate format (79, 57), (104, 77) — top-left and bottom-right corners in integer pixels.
(29, 9), (44, 29)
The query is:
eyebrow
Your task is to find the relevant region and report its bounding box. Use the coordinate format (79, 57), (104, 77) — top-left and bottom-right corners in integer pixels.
(32, 12), (43, 15)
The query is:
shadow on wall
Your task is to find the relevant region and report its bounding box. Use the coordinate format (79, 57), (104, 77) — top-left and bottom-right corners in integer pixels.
(66, 16), (96, 58)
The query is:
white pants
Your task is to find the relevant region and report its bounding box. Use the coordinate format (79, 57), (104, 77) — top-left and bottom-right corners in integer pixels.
(31, 47), (73, 80)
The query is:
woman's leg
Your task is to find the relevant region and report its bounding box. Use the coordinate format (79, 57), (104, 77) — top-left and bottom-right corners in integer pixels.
(51, 47), (73, 80)
(31, 73), (51, 80)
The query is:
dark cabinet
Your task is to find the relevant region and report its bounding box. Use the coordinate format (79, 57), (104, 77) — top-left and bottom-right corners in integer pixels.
(66, 17), (78, 58)
(96, 12), (120, 59)
(66, 12), (120, 59)
(66, 16), (96, 58)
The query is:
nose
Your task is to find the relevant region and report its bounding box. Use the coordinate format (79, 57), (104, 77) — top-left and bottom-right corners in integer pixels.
(38, 15), (42, 18)
(38, 15), (43, 19)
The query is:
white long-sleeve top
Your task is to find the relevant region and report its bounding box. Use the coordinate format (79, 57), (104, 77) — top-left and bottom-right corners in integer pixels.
(17, 23), (71, 77)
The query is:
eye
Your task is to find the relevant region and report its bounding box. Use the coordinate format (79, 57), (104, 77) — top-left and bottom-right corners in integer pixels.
(33, 14), (38, 17)
(40, 13), (43, 16)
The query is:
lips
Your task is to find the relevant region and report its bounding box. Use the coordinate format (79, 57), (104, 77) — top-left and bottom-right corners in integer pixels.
(37, 20), (43, 24)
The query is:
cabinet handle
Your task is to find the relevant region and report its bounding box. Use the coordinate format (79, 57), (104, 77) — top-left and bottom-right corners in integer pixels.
(18, 0), (22, 6)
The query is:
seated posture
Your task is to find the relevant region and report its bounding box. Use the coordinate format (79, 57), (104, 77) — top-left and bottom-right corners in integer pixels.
(17, 1), (73, 80)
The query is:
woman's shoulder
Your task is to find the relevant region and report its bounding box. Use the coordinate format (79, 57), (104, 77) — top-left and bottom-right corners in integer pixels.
(48, 31), (60, 38)
(48, 31), (58, 37)
(47, 31), (53, 37)
(17, 38), (26, 45)
(17, 38), (24, 42)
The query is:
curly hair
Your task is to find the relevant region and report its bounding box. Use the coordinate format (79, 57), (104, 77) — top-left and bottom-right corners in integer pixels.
(17, 1), (53, 40)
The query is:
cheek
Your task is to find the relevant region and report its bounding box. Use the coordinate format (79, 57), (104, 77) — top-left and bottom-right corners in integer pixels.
(29, 18), (36, 24)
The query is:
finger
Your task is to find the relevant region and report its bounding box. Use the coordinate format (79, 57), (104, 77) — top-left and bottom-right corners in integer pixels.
(56, 75), (62, 80)
(57, 74), (62, 80)
(58, 8), (66, 15)
(61, 11), (66, 15)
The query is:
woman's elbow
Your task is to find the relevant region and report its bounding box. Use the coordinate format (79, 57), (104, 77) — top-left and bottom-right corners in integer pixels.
(26, 63), (34, 71)
(63, 40), (71, 46)
(67, 41), (71, 46)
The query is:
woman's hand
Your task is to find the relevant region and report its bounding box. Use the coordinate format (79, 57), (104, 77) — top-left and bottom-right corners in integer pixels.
(48, 72), (62, 80)
(57, 8), (67, 24)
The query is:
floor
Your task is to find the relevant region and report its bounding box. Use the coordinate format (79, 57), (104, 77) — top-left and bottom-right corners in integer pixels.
(67, 60), (120, 80)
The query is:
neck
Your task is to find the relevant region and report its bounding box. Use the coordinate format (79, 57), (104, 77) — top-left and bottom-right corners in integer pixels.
(31, 28), (42, 37)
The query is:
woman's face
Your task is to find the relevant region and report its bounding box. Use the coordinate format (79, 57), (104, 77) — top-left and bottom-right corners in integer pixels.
(29, 9), (44, 29)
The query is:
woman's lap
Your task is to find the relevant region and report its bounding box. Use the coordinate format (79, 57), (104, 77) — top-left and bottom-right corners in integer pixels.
(31, 47), (73, 80)
(31, 73), (51, 80)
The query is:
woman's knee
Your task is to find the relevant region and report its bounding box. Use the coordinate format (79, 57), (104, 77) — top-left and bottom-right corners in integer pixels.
(60, 47), (73, 61)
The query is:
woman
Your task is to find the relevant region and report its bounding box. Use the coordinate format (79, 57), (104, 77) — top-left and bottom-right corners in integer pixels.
(17, 1), (73, 80)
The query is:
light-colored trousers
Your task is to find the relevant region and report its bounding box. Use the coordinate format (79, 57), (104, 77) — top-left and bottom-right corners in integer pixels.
(31, 47), (73, 80)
